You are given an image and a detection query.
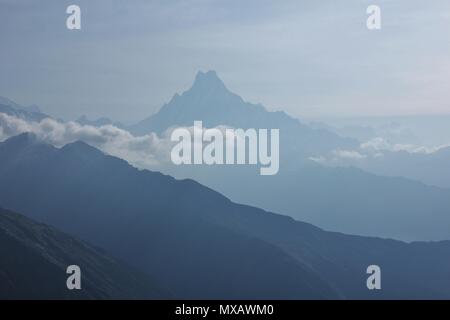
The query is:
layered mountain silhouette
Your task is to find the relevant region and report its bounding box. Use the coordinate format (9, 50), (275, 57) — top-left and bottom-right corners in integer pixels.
(3, 73), (449, 241)
(172, 161), (450, 241)
(2, 133), (450, 298)
(0, 133), (335, 299)
(0, 206), (167, 299)
(128, 71), (450, 241)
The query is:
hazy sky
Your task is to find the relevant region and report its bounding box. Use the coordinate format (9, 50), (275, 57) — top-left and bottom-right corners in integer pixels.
(1, 0), (450, 123)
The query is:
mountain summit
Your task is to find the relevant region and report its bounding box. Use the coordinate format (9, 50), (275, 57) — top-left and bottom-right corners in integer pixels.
(191, 70), (228, 93)
(130, 70), (356, 163)
(130, 70), (260, 134)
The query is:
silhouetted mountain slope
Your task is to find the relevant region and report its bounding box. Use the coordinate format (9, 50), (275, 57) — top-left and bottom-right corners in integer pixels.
(0, 207), (168, 299)
(206, 202), (450, 299)
(0, 133), (336, 299)
(2, 133), (450, 299)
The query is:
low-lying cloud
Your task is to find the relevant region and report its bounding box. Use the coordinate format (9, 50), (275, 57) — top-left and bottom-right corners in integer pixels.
(0, 112), (172, 169)
(309, 136), (450, 165)
(0, 112), (268, 172)
(360, 137), (450, 155)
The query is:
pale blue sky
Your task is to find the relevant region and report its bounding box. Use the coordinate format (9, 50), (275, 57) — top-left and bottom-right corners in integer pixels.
(1, 0), (449, 123)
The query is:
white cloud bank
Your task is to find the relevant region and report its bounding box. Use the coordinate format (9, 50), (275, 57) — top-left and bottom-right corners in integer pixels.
(0, 112), (259, 171)
(0, 112), (172, 169)
(3, 112), (449, 172)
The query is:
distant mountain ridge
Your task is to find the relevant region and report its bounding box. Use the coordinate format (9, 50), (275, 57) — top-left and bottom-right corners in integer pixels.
(339, 147), (450, 189)
(0, 96), (42, 113)
(75, 115), (126, 129)
(0, 103), (49, 123)
(2, 133), (450, 299)
(0, 96), (49, 122)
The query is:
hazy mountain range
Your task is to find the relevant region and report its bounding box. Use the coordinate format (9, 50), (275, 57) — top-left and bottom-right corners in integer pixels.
(1, 71), (450, 301)
(322, 146), (450, 189)
(312, 115), (450, 147)
(1, 133), (450, 298)
(0, 133), (332, 299)
(129, 71), (450, 241)
(0, 101), (49, 123)
(0, 96), (42, 114)
(1, 72), (450, 241)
